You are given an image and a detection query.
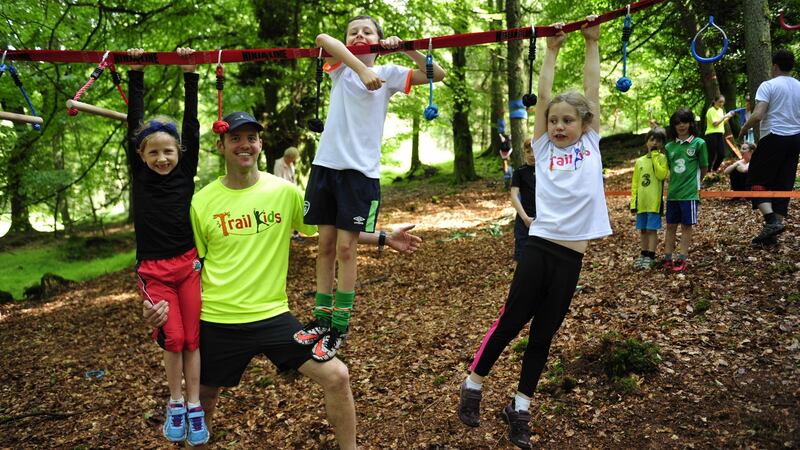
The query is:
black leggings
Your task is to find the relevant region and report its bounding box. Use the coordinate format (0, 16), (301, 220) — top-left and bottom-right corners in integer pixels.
(470, 237), (583, 397)
(705, 133), (725, 171)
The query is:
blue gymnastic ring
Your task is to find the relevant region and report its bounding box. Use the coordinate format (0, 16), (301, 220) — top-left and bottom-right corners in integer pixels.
(691, 16), (729, 64)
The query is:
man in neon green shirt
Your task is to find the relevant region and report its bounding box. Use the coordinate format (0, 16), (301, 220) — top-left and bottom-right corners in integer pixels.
(144, 112), (420, 449)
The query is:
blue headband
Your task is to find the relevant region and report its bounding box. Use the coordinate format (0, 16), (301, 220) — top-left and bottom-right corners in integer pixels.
(136, 121), (181, 149)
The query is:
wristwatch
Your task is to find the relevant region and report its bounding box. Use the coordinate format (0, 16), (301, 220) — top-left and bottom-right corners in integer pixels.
(378, 230), (387, 257)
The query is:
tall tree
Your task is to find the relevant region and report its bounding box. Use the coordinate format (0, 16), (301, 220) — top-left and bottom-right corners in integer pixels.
(451, 14), (477, 183)
(505, 0), (524, 168)
(743, 0), (771, 141)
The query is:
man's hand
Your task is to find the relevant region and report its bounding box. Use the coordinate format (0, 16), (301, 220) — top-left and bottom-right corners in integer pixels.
(143, 299), (168, 328)
(387, 224), (422, 254)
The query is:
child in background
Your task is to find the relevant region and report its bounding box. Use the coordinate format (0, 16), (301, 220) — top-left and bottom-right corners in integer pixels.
(458, 17), (611, 449)
(126, 48), (208, 445)
(297, 15), (445, 362)
(273, 146), (299, 184)
(663, 109), (708, 272)
(630, 128), (668, 269)
(723, 141), (754, 192)
(510, 138), (536, 261)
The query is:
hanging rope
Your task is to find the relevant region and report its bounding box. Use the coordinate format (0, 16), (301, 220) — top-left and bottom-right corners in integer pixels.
(212, 50), (229, 134)
(423, 38), (439, 121)
(109, 65), (128, 105)
(616, 5), (633, 92)
(308, 47), (324, 133)
(0, 51), (42, 130)
(778, 8), (800, 30)
(691, 16), (729, 64)
(522, 24), (537, 107)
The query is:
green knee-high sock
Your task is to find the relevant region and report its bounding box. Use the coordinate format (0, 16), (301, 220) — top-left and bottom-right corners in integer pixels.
(313, 292), (333, 325)
(332, 291), (355, 332)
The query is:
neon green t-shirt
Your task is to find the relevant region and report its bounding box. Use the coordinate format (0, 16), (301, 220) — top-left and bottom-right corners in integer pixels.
(705, 106), (725, 134)
(190, 173), (317, 324)
(665, 136), (708, 201)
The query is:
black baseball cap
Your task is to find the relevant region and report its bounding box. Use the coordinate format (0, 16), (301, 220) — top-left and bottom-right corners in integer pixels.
(222, 112), (264, 132)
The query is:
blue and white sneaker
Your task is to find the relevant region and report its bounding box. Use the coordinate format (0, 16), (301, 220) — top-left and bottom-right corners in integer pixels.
(163, 401), (188, 442)
(186, 406), (209, 446)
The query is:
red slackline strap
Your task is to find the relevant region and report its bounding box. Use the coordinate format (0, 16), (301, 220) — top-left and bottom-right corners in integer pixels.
(5, 0), (665, 66)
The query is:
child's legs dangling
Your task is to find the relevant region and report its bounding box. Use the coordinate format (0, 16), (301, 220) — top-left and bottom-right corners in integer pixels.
(470, 240), (544, 379)
(517, 251), (581, 397)
(176, 253), (202, 404)
(315, 225), (338, 324)
(333, 229), (360, 332)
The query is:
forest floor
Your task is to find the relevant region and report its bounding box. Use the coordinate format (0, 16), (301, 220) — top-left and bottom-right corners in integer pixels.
(1, 158), (799, 449)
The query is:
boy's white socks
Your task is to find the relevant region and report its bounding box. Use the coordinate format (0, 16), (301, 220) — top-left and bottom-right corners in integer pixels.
(187, 401), (201, 409)
(169, 396), (185, 405)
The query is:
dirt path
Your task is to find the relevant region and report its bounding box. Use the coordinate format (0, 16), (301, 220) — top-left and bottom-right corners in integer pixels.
(1, 173), (798, 449)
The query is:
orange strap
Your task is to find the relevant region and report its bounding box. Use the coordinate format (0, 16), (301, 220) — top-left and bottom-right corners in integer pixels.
(606, 190), (800, 198)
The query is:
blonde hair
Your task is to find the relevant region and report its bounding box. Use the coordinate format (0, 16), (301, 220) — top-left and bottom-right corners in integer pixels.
(283, 146), (299, 158)
(545, 91), (595, 127)
(135, 115), (182, 153)
(523, 138), (532, 151)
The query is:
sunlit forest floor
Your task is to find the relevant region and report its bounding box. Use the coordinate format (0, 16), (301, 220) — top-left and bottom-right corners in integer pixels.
(1, 158), (798, 449)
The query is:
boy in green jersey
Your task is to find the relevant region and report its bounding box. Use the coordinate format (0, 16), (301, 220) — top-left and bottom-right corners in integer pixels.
(663, 109), (708, 272)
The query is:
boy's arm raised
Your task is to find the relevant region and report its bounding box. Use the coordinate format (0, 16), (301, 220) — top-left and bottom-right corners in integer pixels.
(316, 33), (384, 90)
(581, 16), (601, 133)
(533, 24), (566, 141)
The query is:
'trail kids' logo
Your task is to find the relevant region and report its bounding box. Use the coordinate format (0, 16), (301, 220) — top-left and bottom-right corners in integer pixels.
(213, 208), (282, 236)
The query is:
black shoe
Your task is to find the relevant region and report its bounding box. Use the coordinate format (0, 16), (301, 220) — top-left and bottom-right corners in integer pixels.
(501, 400), (532, 449)
(457, 381), (482, 427)
(752, 222), (785, 244)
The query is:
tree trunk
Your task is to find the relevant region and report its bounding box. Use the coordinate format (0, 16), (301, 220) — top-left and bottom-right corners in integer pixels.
(488, 0), (505, 158)
(506, 0), (524, 168)
(451, 34), (477, 183)
(6, 130), (34, 235)
(407, 115), (421, 176)
(743, 0), (771, 141)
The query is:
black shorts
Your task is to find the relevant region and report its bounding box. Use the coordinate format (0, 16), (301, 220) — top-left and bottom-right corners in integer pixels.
(200, 313), (312, 388)
(304, 165), (381, 232)
(748, 133), (800, 189)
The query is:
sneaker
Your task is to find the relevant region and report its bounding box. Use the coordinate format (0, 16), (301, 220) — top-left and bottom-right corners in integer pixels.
(661, 258), (673, 270)
(186, 406), (209, 447)
(642, 256), (655, 269)
(311, 327), (347, 362)
(163, 401), (188, 442)
(632, 256), (644, 270)
(501, 400), (532, 449)
(752, 222), (785, 244)
(672, 259), (687, 272)
(457, 381), (482, 427)
(293, 319), (330, 346)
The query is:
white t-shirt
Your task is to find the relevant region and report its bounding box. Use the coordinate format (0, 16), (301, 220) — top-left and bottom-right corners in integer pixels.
(313, 62), (412, 179)
(755, 75), (800, 138)
(530, 129), (612, 241)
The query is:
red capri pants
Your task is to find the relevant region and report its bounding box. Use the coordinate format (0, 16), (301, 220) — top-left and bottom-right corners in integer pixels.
(136, 247), (202, 353)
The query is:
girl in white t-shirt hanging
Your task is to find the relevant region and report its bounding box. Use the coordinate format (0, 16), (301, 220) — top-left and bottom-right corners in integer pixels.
(297, 15), (445, 362)
(457, 17), (612, 449)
